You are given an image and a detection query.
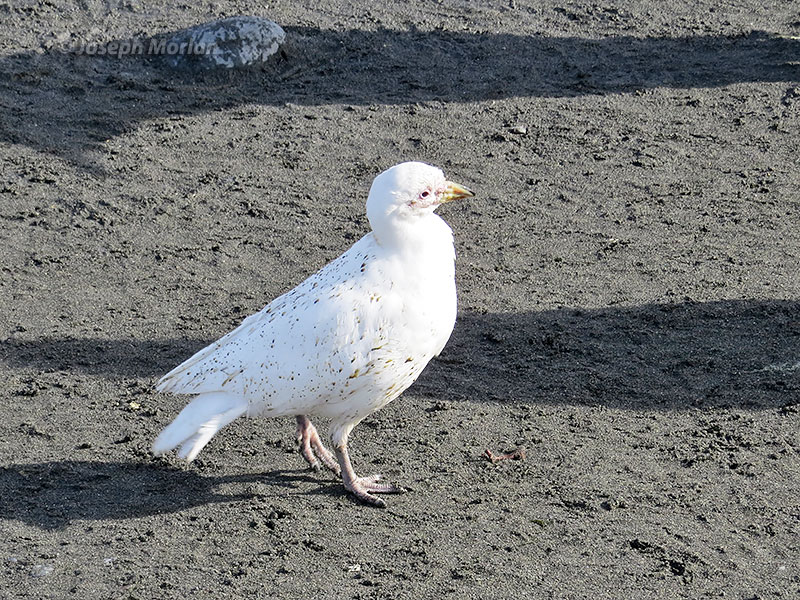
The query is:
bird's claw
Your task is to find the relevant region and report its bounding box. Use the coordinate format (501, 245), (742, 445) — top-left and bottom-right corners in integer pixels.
(344, 474), (405, 508)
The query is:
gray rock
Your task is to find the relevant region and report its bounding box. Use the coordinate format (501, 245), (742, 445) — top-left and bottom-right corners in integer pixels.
(161, 16), (285, 70)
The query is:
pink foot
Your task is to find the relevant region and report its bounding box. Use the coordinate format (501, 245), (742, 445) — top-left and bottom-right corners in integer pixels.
(344, 474), (404, 508)
(335, 446), (404, 507)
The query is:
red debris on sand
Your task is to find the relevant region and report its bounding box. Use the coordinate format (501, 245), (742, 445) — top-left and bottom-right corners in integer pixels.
(485, 447), (526, 463)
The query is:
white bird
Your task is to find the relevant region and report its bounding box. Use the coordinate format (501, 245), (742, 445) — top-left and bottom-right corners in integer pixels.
(152, 161), (473, 506)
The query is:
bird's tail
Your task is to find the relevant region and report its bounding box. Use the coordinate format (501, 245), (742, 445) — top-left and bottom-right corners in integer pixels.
(152, 392), (247, 462)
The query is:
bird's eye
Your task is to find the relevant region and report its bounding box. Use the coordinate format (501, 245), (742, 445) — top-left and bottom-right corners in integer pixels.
(420, 190), (430, 198)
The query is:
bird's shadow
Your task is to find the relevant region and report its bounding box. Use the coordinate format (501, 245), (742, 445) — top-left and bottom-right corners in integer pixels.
(1, 26), (797, 168)
(0, 460), (332, 530)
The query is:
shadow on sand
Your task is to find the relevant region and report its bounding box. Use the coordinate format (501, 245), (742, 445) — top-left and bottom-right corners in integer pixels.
(2, 299), (798, 411)
(1, 299), (797, 528)
(0, 460), (328, 529)
(1, 27), (797, 165)
(420, 298), (800, 412)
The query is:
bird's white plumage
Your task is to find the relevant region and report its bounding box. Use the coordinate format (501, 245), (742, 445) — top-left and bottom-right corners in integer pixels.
(154, 162), (462, 458)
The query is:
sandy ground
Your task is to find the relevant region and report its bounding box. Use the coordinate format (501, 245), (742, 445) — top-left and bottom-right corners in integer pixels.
(1, 1), (799, 598)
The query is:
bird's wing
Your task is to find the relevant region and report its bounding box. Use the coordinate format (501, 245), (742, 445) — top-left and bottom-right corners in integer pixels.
(155, 308), (266, 394)
(156, 237), (375, 396)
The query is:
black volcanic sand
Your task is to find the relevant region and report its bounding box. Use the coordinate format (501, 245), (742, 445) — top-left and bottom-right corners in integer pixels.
(1, 2), (798, 598)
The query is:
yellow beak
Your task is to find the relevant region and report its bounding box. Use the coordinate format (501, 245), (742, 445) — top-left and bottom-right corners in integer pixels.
(440, 181), (475, 203)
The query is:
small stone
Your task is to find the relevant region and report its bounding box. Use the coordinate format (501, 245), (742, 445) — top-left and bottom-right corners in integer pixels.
(782, 87), (800, 106)
(508, 125), (528, 135)
(30, 564), (54, 578)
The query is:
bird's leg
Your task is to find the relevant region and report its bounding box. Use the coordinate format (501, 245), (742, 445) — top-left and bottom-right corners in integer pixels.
(334, 444), (404, 508)
(295, 415), (340, 475)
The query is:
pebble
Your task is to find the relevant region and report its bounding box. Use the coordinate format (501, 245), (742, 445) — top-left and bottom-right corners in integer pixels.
(508, 125), (528, 135)
(30, 564), (54, 578)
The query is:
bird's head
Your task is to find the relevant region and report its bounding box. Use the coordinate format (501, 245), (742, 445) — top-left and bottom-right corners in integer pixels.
(366, 162), (473, 241)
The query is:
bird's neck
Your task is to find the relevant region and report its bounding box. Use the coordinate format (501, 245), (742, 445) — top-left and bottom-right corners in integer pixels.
(372, 213), (454, 258)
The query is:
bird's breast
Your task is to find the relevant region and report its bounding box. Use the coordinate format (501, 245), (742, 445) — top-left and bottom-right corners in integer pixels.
(238, 225), (458, 419)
